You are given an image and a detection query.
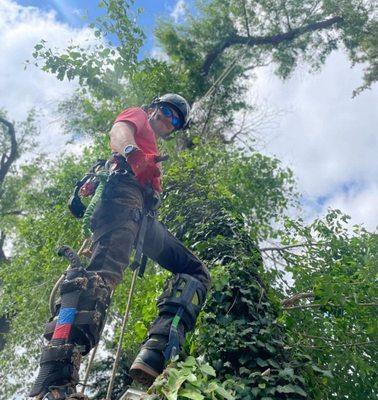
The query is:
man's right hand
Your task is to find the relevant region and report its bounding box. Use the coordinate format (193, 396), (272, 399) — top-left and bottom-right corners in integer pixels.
(126, 149), (161, 191)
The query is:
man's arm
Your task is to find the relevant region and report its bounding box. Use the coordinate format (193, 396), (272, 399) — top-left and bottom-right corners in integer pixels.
(109, 121), (139, 155)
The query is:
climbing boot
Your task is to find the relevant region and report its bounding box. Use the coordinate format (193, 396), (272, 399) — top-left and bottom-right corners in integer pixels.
(39, 384), (75, 400)
(40, 385), (88, 399)
(129, 336), (166, 387)
(29, 344), (82, 399)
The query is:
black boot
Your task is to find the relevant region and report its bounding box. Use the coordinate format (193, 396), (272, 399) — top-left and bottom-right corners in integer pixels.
(29, 344), (81, 398)
(40, 385), (89, 400)
(39, 384), (76, 400)
(129, 335), (167, 387)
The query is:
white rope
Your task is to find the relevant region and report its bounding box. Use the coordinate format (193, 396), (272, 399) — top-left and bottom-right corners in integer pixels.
(106, 268), (139, 400)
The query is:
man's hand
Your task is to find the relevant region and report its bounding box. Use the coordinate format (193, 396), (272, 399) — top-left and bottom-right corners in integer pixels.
(126, 149), (162, 192)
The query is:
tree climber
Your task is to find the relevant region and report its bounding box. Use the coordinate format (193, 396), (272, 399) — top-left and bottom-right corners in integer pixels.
(29, 94), (211, 400)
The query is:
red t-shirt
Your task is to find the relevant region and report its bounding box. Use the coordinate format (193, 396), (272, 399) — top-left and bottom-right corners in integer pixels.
(114, 107), (161, 189)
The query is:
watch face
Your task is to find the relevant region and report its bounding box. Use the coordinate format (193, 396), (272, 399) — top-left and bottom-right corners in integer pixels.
(124, 145), (136, 155)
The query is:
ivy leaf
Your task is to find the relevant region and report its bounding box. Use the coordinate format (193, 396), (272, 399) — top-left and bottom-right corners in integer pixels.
(214, 385), (235, 400)
(199, 363), (216, 377)
(276, 384), (307, 397)
(179, 388), (205, 400)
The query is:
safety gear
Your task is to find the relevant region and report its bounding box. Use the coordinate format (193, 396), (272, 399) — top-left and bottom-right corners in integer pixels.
(152, 94), (190, 130)
(129, 340), (166, 387)
(158, 105), (182, 130)
(45, 270), (112, 353)
(129, 274), (206, 386)
(126, 149), (161, 192)
(30, 248), (111, 398)
(158, 273), (207, 332)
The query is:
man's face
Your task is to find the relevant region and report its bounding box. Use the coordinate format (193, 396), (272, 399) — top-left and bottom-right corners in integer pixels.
(148, 105), (180, 139)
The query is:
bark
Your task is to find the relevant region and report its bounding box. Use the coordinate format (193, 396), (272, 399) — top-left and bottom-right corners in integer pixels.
(0, 117), (18, 187)
(202, 16), (343, 75)
(0, 232), (6, 263)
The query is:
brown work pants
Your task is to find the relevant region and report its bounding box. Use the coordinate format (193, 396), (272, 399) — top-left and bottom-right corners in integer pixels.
(86, 172), (210, 338)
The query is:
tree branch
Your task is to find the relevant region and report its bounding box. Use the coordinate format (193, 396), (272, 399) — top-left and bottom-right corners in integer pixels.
(283, 302), (378, 310)
(1, 210), (26, 217)
(303, 340), (376, 349)
(202, 16), (343, 75)
(281, 292), (314, 307)
(260, 242), (320, 252)
(0, 117), (18, 186)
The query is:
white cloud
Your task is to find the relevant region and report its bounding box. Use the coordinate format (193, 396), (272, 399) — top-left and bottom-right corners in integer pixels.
(250, 51), (378, 230)
(0, 0), (97, 152)
(322, 184), (378, 231)
(150, 45), (169, 61)
(170, 0), (186, 23)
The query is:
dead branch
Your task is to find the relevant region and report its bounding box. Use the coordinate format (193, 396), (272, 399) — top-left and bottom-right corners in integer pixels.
(202, 16), (343, 75)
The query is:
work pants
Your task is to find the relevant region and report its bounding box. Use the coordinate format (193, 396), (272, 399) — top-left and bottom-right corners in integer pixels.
(87, 172), (211, 340)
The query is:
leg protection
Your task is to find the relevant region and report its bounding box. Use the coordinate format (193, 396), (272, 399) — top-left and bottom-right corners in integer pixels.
(129, 274), (207, 386)
(156, 273), (207, 360)
(30, 268), (111, 398)
(144, 273), (207, 356)
(157, 273), (207, 331)
(29, 344), (82, 398)
(45, 269), (111, 354)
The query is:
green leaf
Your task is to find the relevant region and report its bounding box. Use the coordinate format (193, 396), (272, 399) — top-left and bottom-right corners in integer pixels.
(276, 385), (307, 397)
(179, 389), (204, 400)
(214, 385), (235, 400)
(182, 356), (196, 367)
(199, 363), (216, 377)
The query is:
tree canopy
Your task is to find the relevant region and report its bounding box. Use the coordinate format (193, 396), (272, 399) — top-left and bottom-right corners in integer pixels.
(0, 1), (377, 399)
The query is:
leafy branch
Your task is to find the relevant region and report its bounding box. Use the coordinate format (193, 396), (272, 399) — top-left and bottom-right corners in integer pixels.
(202, 16), (343, 75)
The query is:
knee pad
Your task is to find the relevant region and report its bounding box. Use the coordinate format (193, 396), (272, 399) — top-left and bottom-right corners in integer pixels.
(157, 273), (207, 331)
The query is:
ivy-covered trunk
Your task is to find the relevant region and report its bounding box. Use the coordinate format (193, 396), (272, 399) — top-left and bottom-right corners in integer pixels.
(155, 145), (312, 399)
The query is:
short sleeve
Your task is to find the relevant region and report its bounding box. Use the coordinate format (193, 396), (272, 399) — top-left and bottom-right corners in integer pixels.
(114, 107), (148, 136)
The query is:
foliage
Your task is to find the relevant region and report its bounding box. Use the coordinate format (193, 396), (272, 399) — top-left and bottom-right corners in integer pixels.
(0, 1), (376, 399)
(29, 0), (378, 146)
(146, 355), (236, 400)
(276, 212), (378, 399)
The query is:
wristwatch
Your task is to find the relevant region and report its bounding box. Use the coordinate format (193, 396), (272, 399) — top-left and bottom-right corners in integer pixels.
(124, 145), (138, 157)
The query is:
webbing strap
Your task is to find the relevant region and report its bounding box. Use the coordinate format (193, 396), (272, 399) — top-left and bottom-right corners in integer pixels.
(163, 308), (184, 361)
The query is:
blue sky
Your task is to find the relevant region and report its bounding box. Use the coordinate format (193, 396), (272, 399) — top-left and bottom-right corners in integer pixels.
(16, 0), (193, 55)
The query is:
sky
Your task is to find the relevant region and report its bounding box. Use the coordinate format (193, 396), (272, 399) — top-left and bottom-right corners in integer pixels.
(0, 0), (377, 232)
